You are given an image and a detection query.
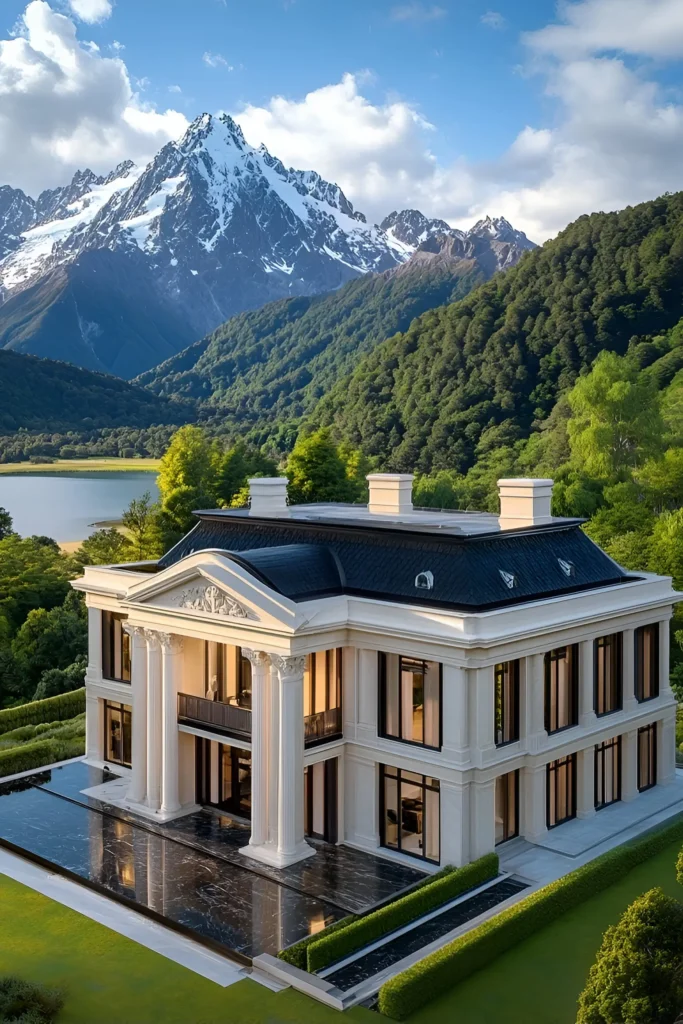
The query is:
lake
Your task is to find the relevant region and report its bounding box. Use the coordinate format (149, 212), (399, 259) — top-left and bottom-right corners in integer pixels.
(0, 472), (159, 543)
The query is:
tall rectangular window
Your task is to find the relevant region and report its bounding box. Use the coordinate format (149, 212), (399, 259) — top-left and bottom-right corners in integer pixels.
(204, 643), (252, 707)
(379, 654), (442, 750)
(638, 723), (657, 791)
(595, 737), (621, 809)
(594, 634), (622, 716)
(635, 625), (659, 703)
(495, 771), (519, 845)
(304, 649), (342, 717)
(547, 754), (576, 828)
(380, 765), (440, 863)
(102, 612), (131, 683)
(544, 646), (578, 734)
(104, 701), (132, 767)
(495, 661), (520, 747)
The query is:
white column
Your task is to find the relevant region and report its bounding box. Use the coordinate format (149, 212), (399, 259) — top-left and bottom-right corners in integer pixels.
(441, 664), (469, 766)
(86, 606), (102, 682)
(658, 712), (677, 786)
(275, 655), (315, 865)
(576, 746), (596, 818)
(470, 779), (496, 860)
(127, 626), (148, 805)
(474, 666), (496, 766)
(526, 653), (546, 752)
(145, 630), (162, 812)
(622, 729), (638, 802)
(160, 633), (183, 815)
(267, 660), (280, 846)
(622, 628), (637, 713)
(440, 780), (470, 866)
(660, 619), (672, 698)
(85, 692), (101, 760)
(579, 640), (596, 728)
(522, 764), (547, 842)
(242, 649), (270, 848)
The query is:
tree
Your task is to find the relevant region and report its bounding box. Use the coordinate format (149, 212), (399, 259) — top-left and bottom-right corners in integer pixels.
(0, 534), (75, 635)
(214, 442), (278, 507)
(10, 593), (87, 700)
(33, 655), (86, 701)
(156, 426), (218, 543)
(567, 351), (664, 479)
(286, 429), (356, 504)
(122, 492), (161, 561)
(0, 506), (12, 540)
(74, 528), (129, 567)
(577, 887), (683, 1024)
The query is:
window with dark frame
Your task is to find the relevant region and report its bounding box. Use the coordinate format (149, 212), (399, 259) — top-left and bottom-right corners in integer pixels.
(378, 654), (442, 750)
(635, 625), (659, 703)
(104, 700), (132, 767)
(495, 770), (519, 845)
(204, 642), (252, 707)
(547, 753), (576, 828)
(594, 633), (623, 716)
(380, 765), (440, 863)
(595, 736), (621, 810)
(495, 661), (520, 747)
(544, 646), (579, 734)
(638, 723), (657, 791)
(102, 611), (131, 683)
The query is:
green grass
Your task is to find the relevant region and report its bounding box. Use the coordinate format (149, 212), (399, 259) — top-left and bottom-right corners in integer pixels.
(0, 875), (376, 1024)
(407, 838), (683, 1024)
(0, 458), (160, 474)
(0, 715), (85, 752)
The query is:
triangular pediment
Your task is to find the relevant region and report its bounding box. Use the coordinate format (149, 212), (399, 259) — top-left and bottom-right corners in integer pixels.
(122, 552), (307, 633)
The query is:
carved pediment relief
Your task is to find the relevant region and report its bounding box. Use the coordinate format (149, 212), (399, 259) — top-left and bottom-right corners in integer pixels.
(176, 583), (253, 620)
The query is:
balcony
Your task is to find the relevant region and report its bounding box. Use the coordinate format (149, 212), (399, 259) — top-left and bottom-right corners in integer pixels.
(178, 693), (252, 742)
(304, 707), (343, 748)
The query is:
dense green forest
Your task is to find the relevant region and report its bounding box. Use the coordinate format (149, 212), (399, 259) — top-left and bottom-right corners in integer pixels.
(0, 349), (189, 435)
(313, 192), (683, 472)
(0, 424), (178, 463)
(138, 255), (485, 450)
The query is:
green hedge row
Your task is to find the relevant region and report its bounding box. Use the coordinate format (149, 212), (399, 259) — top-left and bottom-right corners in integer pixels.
(0, 690), (85, 736)
(278, 914), (357, 970)
(307, 853), (499, 973)
(378, 814), (683, 1020)
(0, 736), (85, 779)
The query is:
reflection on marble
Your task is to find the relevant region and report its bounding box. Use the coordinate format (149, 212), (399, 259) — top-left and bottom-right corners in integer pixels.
(324, 878), (529, 991)
(30, 761), (426, 914)
(0, 778), (342, 958)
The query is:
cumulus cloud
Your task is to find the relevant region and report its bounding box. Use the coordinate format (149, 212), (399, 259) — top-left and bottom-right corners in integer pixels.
(202, 51), (233, 69)
(0, 1), (187, 195)
(68, 0), (112, 23)
(390, 4), (447, 22)
(481, 11), (506, 30)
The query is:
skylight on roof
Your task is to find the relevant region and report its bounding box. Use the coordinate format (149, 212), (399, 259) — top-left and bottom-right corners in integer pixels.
(499, 570), (517, 589)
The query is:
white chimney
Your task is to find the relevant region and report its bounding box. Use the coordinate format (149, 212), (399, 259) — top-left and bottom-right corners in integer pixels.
(248, 477), (289, 516)
(367, 473), (414, 516)
(498, 478), (554, 530)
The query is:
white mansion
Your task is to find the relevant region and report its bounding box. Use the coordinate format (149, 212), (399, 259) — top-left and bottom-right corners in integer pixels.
(74, 475), (680, 871)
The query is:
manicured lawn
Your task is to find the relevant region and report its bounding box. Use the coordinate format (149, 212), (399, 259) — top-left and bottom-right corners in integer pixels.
(0, 458), (160, 474)
(407, 838), (683, 1024)
(0, 874), (374, 1024)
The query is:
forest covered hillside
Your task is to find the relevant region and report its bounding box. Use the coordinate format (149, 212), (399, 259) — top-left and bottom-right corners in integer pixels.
(314, 192), (683, 473)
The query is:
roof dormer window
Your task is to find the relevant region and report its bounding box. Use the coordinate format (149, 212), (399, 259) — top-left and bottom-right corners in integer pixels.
(499, 570), (517, 589)
(558, 558), (575, 578)
(415, 570), (434, 590)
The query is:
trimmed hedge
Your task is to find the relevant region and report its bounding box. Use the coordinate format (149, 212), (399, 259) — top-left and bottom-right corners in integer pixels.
(378, 814), (683, 1020)
(0, 689), (85, 735)
(307, 853), (499, 973)
(278, 914), (357, 970)
(0, 736), (85, 779)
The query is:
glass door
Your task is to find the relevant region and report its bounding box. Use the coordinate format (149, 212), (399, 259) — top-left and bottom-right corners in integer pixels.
(219, 745), (252, 819)
(304, 758), (338, 843)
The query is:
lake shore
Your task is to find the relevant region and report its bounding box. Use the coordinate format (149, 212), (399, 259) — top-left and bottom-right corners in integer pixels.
(0, 458), (161, 474)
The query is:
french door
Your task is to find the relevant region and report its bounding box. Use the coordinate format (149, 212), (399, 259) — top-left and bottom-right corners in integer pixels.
(304, 758), (338, 843)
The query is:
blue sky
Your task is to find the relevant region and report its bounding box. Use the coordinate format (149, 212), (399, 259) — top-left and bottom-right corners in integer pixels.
(2, 0), (683, 240)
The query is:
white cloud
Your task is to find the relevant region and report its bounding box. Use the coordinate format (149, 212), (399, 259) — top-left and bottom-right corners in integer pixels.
(0, 2), (187, 195)
(390, 4), (446, 22)
(525, 0), (683, 60)
(481, 11), (505, 30)
(202, 50), (233, 69)
(68, 0), (112, 23)
(168, 84), (182, 93)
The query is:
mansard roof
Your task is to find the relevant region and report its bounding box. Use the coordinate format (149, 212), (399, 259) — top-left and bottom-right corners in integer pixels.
(156, 510), (635, 612)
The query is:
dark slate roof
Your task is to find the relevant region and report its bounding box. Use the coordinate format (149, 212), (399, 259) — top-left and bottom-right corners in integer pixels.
(157, 512), (637, 612)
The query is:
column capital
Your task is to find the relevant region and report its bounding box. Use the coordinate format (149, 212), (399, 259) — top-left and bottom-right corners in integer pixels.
(242, 648), (271, 670)
(158, 632), (184, 654)
(272, 654), (306, 679)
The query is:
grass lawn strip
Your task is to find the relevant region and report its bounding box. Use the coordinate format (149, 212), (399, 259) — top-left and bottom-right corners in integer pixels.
(0, 458), (161, 474)
(0, 874), (375, 1024)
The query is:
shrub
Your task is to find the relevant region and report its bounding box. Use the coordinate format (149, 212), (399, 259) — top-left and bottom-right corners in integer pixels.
(278, 915), (357, 970)
(33, 657), (86, 701)
(378, 814), (683, 1020)
(0, 689), (85, 735)
(0, 736), (85, 779)
(0, 976), (63, 1023)
(577, 888), (683, 1024)
(306, 854), (499, 973)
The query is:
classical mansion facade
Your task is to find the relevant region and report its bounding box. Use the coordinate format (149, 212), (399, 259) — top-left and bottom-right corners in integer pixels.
(73, 475), (680, 871)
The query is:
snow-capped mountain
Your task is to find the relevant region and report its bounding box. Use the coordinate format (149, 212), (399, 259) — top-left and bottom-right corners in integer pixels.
(0, 115), (534, 378)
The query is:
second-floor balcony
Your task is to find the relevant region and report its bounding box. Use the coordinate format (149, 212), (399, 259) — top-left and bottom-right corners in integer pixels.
(178, 693), (343, 747)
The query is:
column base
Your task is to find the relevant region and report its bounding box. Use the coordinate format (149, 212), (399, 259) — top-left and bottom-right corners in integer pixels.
(240, 840), (316, 869)
(123, 795), (199, 823)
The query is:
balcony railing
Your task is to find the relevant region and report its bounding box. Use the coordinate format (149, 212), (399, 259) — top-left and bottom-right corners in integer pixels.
(304, 706), (343, 747)
(178, 693), (252, 741)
